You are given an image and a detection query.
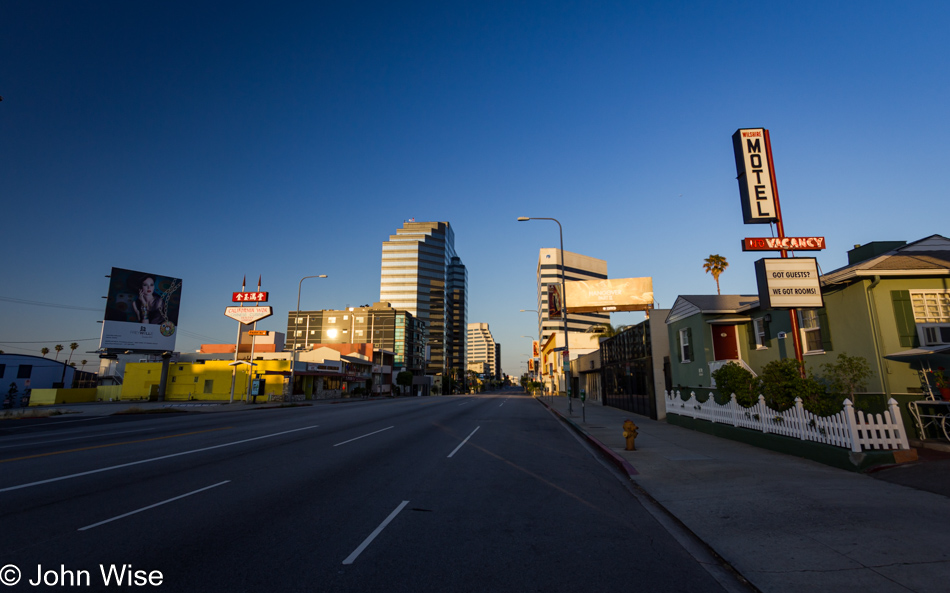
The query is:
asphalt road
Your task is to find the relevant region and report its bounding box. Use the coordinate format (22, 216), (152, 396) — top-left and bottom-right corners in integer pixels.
(1, 390), (733, 592)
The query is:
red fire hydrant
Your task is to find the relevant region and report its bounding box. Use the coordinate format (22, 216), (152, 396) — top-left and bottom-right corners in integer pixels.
(622, 419), (639, 451)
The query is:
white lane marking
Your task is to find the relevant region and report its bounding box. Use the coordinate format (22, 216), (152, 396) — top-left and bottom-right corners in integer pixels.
(342, 500), (410, 565)
(457, 401), (470, 406)
(447, 426), (480, 458)
(0, 425), (318, 494)
(78, 481), (230, 531)
(0, 428), (163, 450)
(333, 426), (394, 447)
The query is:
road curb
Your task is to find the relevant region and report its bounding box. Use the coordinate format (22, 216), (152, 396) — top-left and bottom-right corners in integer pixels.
(535, 396), (638, 476)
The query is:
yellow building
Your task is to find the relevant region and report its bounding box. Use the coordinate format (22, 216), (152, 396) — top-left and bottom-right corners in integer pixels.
(121, 359), (292, 401)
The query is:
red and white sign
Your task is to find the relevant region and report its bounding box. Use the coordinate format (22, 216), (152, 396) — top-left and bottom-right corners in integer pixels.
(232, 292), (268, 302)
(224, 306), (273, 324)
(743, 237), (826, 251)
(733, 128), (778, 224)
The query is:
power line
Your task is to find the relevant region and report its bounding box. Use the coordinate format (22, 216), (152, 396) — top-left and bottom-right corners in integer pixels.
(0, 338), (99, 344)
(0, 295), (102, 312)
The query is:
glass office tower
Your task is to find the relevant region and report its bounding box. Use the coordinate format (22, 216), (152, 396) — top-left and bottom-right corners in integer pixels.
(380, 221), (467, 376)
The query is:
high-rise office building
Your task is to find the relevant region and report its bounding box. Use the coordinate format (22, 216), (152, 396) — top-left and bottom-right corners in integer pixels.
(536, 248), (609, 343)
(466, 322), (497, 379)
(380, 221), (467, 376)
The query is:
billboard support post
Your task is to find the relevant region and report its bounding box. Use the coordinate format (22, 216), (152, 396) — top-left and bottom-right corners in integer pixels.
(158, 352), (171, 401)
(246, 276), (261, 403)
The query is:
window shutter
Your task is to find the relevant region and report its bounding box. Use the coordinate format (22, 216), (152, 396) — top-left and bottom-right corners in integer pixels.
(686, 327), (693, 362)
(817, 308), (833, 352)
(763, 319), (772, 348)
(890, 290), (919, 348)
(748, 321), (758, 350)
(675, 329), (682, 363)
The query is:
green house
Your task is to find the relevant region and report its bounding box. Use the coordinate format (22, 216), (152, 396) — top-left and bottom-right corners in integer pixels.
(666, 235), (950, 438)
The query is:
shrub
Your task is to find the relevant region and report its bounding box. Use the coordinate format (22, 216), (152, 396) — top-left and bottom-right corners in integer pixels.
(820, 353), (872, 406)
(711, 362), (760, 407)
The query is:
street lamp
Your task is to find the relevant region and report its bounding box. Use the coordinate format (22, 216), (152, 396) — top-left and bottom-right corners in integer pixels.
(290, 275), (328, 400)
(518, 216), (573, 413)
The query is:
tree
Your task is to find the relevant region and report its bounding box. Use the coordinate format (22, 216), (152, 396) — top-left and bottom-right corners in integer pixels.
(587, 323), (627, 338)
(703, 254), (729, 295)
(821, 353), (872, 406)
(396, 371), (414, 395)
(67, 342), (78, 366)
(41, 347), (50, 358)
(54, 344), (64, 360)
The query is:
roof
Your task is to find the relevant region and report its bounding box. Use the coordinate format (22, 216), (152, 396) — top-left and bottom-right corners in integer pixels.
(822, 235), (950, 285)
(666, 295), (759, 324)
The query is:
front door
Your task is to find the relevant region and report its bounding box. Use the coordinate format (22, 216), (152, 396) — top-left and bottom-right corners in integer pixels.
(711, 325), (740, 360)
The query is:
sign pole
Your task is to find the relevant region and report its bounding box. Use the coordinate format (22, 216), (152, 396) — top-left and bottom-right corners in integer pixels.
(764, 130), (805, 369)
(245, 276), (261, 402)
(229, 276), (246, 404)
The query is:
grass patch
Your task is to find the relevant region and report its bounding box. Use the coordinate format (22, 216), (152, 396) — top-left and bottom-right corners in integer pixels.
(1, 408), (74, 420)
(112, 406), (189, 415)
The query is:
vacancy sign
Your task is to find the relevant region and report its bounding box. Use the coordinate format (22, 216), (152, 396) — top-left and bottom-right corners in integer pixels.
(224, 306), (273, 324)
(754, 258), (823, 309)
(733, 128), (778, 224)
(743, 237), (826, 251)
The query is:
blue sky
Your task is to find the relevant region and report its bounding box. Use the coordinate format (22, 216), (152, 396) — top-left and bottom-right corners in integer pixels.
(2, 1), (948, 376)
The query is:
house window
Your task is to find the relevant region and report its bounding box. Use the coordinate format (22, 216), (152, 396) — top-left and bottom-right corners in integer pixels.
(799, 310), (824, 353)
(327, 317), (336, 324)
(17, 365), (32, 379)
(296, 317), (304, 324)
(295, 330), (303, 337)
(203, 380), (214, 394)
(753, 318), (768, 349)
(678, 328), (692, 363)
(911, 291), (950, 345)
(356, 316), (364, 323)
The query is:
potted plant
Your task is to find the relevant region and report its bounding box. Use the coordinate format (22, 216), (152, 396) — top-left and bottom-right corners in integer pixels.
(931, 367), (950, 401)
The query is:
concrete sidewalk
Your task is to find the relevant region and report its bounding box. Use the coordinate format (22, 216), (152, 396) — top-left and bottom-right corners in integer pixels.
(539, 395), (949, 593)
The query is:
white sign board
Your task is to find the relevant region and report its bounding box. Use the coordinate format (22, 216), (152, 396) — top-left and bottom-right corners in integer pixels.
(733, 128), (778, 224)
(564, 277), (654, 313)
(754, 258), (823, 309)
(224, 306), (273, 324)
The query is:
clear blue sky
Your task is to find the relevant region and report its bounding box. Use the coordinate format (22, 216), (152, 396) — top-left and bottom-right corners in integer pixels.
(2, 1), (948, 376)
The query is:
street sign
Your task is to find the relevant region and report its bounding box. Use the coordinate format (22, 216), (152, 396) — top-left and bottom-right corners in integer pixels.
(224, 306), (273, 324)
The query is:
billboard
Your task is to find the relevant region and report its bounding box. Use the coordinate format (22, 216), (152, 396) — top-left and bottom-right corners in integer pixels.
(100, 267), (182, 351)
(733, 128), (779, 224)
(532, 340), (540, 358)
(564, 277), (654, 313)
(548, 284), (562, 318)
(754, 258), (823, 309)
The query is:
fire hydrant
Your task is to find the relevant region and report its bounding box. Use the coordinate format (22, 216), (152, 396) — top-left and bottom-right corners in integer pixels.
(622, 419), (639, 451)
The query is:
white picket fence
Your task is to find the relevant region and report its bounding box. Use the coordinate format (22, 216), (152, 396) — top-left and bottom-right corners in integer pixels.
(664, 391), (910, 452)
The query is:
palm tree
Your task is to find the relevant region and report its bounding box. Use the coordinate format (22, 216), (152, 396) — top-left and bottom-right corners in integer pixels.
(54, 344), (64, 360)
(67, 342), (79, 366)
(41, 347), (50, 358)
(703, 254), (729, 295)
(587, 323), (627, 338)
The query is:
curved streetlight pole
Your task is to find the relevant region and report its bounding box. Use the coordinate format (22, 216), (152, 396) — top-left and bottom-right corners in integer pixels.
(289, 275), (328, 400)
(518, 216), (572, 413)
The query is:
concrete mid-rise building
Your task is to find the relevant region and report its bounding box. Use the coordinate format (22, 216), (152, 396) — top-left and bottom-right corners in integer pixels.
(286, 302), (426, 376)
(466, 322), (497, 379)
(536, 248), (609, 343)
(379, 221), (467, 376)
